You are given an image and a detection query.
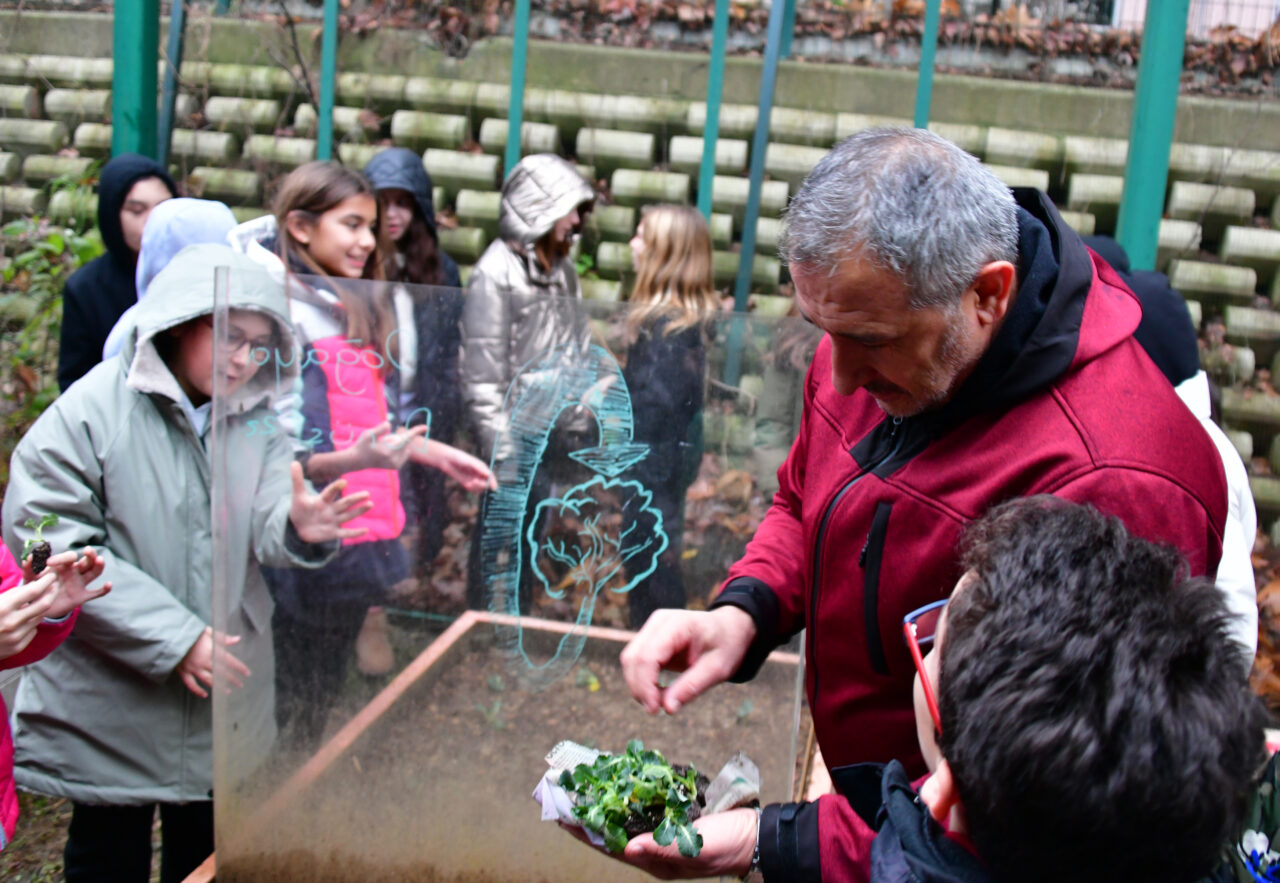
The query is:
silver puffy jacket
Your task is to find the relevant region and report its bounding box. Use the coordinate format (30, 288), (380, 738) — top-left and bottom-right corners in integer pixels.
(460, 154), (597, 461)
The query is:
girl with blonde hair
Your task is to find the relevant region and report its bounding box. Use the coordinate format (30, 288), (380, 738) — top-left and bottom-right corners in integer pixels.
(622, 204), (719, 627)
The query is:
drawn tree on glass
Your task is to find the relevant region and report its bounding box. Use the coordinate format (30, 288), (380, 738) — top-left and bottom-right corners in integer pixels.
(528, 476), (668, 623)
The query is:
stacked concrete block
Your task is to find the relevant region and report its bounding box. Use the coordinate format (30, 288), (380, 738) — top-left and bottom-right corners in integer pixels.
(337, 143), (387, 169)
(1057, 210), (1096, 236)
(0, 152), (19, 183)
(985, 128), (1063, 175)
(0, 55), (28, 84)
(294, 104), (382, 141)
(0, 84), (39, 118)
(26, 55), (113, 89)
(455, 189), (501, 239)
(686, 103), (757, 140)
(1225, 429), (1253, 464)
(764, 143), (827, 190)
(473, 83), (514, 119)
(983, 164), (1050, 192)
(186, 167), (262, 206)
(711, 175), (788, 223)
(583, 204), (637, 247)
(437, 226), (487, 263)
(1062, 136), (1128, 178)
(1222, 387), (1280, 446)
(1167, 260), (1257, 310)
(1225, 305), (1280, 366)
(709, 213), (733, 250)
(575, 128), (655, 177)
(688, 103), (833, 147)
(667, 136), (748, 176)
(46, 189), (96, 225)
(478, 119), (560, 157)
(204, 97), (283, 134)
(171, 130), (241, 166)
(1166, 181), (1255, 244)
(72, 122), (111, 156)
(390, 110), (469, 151)
(403, 77), (479, 114)
(1066, 174), (1123, 234)
(243, 135), (317, 169)
(539, 91), (685, 140)
(0, 186), (46, 219)
(751, 294), (793, 318)
(0, 119), (67, 157)
(596, 240), (634, 279)
(1168, 143), (1230, 186)
(21, 155), (93, 185)
(230, 206), (268, 224)
(611, 169), (690, 208)
(424, 149), (501, 200)
(198, 64), (295, 99)
(580, 278), (624, 303)
(712, 252), (780, 293)
(1221, 148), (1280, 212)
(834, 113), (910, 141)
(1156, 219), (1202, 271)
(1219, 227), (1280, 290)
(335, 73), (407, 111)
(42, 89), (110, 127)
(928, 123), (986, 159)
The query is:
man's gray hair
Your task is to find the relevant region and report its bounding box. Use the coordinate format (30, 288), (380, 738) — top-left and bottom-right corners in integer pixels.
(780, 127), (1019, 310)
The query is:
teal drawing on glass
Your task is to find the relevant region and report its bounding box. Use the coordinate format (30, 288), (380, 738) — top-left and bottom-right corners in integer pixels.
(481, 343), (668, 688)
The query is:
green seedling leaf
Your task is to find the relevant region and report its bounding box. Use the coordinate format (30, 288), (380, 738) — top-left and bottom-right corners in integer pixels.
(653, 816), (677, 847)
(603, 822), (628, 854)
(487, 674), (505, 692)
(675, 824), (703, 858)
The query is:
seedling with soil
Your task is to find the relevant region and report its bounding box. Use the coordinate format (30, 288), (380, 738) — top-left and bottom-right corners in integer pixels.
(559, 739), (708, 856)
(22, 514), (58, 575)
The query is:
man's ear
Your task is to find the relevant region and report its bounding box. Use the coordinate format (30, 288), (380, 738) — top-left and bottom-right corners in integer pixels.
(919, 758), (964, 826)
(284, 210), (313, 246)
(971, 261), (1017, 327)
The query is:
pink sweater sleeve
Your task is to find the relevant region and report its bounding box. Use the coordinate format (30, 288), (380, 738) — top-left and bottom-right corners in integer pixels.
(0, 546), (78, 671)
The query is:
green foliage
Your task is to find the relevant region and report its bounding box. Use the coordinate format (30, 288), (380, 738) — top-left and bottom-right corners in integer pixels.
(575, 251), (595, 278)
(558, 739), (704, 857)
(475, 698), (506, 729)
(1, 173), (102, 495)
(21, 514), (58, 559)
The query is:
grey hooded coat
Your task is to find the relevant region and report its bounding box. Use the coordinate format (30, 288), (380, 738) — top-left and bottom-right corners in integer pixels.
(3, 244), (335, 805)
(460, 154), (596, 461)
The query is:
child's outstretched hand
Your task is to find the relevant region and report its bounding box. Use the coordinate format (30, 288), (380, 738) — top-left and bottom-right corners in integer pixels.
(412, 440), (498, 493)
(288, 461), (375, 543)
(177, 627), (250, 698)
(0, 575), (58, 659)
(24, 548), (112, 620)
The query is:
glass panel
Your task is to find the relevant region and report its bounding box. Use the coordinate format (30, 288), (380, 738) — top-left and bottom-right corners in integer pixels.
(211, 268), (815, 879)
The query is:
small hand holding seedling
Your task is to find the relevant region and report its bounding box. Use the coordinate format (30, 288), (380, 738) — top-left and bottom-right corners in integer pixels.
(1, 548), (111, 659)
(177, 627), (250, 698)
(287, 461), (375, 544)
(21, 513), (59, 575)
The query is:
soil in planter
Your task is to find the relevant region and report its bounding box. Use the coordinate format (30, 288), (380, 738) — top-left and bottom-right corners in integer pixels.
(217, 624), (802, 883)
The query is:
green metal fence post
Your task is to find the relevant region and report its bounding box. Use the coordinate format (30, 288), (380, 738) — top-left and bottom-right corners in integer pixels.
(505, 0), (533, 178)
(1116, 0), (1190, 271)
(913, 0), (941, 128)
(111, 0), (159, 157)
(316, 0), (339, 161)
(697, 0), (730, 219)
(157, 0), (187, 167)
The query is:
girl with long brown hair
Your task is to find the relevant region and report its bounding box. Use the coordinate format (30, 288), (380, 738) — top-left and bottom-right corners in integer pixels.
(229, 161), (493, 750)
(622, 204), (720, 627)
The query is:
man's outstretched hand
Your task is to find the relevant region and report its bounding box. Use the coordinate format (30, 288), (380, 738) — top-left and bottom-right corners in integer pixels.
(619, 606), (757, 715)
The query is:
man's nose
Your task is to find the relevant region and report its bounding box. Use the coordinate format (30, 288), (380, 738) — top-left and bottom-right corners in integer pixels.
(829, 338), (872, 397)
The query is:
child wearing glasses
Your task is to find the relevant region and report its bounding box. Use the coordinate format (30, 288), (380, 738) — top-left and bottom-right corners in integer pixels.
(576, 496), (1267, 883)
(2, 244), (370, 882)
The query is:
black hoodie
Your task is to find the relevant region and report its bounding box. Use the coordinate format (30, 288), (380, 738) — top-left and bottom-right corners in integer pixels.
(57, 153), (177, 391)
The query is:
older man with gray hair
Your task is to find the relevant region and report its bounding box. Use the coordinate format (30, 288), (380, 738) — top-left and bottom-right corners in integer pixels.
(612, 127), (1229, 880)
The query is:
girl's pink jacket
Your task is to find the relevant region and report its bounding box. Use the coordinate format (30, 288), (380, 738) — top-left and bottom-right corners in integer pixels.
(0, 546), (77, 850)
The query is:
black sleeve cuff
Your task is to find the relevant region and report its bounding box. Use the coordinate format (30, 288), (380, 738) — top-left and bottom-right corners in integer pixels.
(284, 520), (339, 562)
(709, 576), (785, 683)
(758, 801), (822, 883)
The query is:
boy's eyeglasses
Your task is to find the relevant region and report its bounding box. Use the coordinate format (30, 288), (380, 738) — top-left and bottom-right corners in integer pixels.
(903, 599), (948, 735)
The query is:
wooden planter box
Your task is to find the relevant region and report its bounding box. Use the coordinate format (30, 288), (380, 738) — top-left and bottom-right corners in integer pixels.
(187, 611), (805, 882)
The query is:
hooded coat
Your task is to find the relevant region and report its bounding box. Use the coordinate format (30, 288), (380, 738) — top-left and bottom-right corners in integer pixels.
(101, 197), (239, 361)
(4, 244), (335, 805)
(57, 153), (176, 391)
(460, 153), (596, 461)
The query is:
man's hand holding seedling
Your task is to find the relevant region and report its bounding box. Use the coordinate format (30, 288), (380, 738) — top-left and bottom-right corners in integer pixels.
(561, 806), (759, 880)
(287, 461), (375, 544)
(2, 548), (111, 659)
